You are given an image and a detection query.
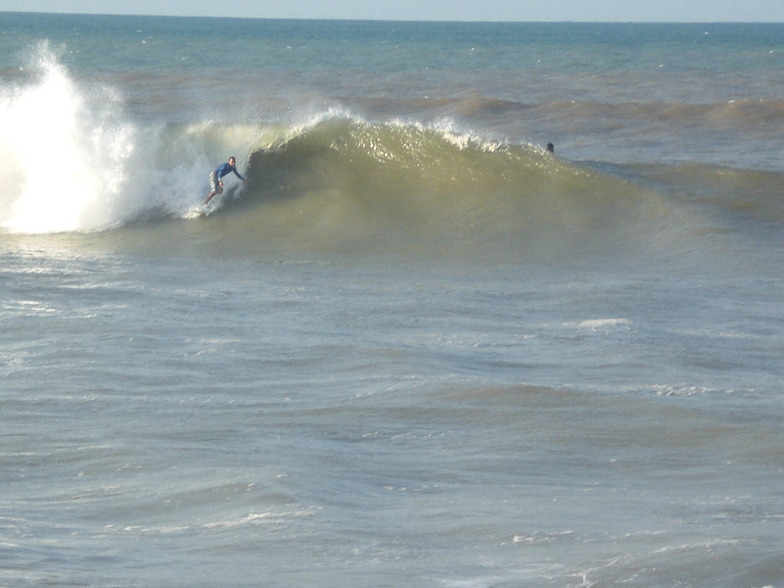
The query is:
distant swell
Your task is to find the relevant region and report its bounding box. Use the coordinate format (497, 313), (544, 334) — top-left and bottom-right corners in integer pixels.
(344, 95), (784, 127)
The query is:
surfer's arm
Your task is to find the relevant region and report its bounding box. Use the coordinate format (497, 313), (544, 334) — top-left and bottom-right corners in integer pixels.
(233, 169), (246, 182)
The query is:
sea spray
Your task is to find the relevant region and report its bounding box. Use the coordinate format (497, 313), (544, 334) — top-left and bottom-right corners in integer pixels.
(0, 43), (143, 233)
(0, 45), (264, 233)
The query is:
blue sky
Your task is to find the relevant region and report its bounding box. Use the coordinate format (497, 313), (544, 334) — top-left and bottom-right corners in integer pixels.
(3, 0), (784, 22)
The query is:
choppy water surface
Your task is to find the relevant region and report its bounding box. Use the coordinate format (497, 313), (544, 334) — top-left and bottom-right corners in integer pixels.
(2, 13), (783, 587)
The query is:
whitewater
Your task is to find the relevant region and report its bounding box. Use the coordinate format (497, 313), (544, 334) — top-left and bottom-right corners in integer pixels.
(1, 13), (784, 587)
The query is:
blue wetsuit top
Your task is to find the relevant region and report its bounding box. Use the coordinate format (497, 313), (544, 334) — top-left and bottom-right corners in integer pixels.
(214, 162), (245, 182)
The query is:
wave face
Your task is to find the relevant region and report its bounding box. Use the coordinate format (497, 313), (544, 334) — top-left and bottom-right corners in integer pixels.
(225, 118), (677, 262)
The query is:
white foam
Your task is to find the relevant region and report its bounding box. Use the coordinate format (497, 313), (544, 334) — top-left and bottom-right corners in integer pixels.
(0, 43), (143, 233)
(0, 44), (257, 233)
(564, 318), (631, 330)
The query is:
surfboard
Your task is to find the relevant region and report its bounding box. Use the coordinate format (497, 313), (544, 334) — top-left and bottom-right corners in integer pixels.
(186, 205), (211, 219)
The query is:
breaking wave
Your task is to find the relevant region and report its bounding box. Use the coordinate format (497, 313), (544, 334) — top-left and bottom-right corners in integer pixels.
(3, 46), (783, 265)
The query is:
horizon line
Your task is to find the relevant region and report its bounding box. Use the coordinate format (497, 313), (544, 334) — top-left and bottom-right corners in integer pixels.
(2, 10), (782, 24)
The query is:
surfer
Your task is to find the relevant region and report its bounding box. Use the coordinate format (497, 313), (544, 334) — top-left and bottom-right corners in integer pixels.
(204, 156), (246, 206)
(546, 143), (554, 153)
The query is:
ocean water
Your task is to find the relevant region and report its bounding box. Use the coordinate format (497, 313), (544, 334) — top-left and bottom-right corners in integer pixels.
(2, 13), (784, 587)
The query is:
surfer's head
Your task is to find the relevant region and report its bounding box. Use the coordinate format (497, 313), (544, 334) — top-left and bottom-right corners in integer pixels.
(228, 156), (236, 166)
